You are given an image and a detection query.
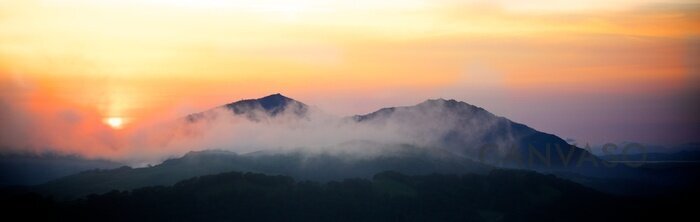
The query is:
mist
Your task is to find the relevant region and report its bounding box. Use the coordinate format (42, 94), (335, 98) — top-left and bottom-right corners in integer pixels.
(124, 107), (416, 164)
(0, 78), (516, 167)
(121, 98), (508, 165)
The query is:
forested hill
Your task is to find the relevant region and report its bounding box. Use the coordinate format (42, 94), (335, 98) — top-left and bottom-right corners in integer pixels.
(3, 169), (694, 221)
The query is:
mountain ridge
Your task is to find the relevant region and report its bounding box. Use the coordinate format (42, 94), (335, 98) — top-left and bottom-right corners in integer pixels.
(26, 93), (625, 199)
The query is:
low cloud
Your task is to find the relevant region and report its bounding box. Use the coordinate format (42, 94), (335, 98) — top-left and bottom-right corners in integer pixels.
(1, 77), (516, 166)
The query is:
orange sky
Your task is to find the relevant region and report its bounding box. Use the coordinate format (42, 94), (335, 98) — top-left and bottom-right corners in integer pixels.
(1, 0), (699, 157)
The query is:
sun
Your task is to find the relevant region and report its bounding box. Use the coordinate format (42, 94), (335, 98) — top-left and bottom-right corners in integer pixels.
(105, 117), (124, 129)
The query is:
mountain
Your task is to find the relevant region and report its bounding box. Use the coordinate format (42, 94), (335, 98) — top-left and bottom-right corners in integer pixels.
(226, 93), (309, 116)
(185, 93), (310, 122)
(353, 99), (600, 171)
(0, 153), (122, 186)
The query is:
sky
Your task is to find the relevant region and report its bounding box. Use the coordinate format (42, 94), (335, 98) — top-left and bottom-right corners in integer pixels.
(0, 0), (699, 158)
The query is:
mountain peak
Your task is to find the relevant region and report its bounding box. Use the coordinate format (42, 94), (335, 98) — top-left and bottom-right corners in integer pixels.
(184, 93), (309, 123)
(417, 98), (485, 112)
(261, 93), (286, 99)
(256, 93), (294, 110)
(421, 98), (456, 105)
(420, 98), (464, 105)
(353, 98), (490, 123)
(224, 93), (308, 118)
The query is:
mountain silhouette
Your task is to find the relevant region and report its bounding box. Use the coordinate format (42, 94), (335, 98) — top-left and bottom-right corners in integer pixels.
(186, 93), (309, 122)
(224, 93), (309, 117)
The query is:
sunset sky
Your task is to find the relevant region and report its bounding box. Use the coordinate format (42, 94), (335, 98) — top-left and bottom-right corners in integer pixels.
(1, 0), (699, 158)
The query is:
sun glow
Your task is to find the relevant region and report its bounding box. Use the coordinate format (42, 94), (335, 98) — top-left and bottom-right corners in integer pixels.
(105, 117), (124, 129)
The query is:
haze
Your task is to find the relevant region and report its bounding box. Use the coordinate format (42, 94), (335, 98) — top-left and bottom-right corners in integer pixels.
(1, 0), (699, 161)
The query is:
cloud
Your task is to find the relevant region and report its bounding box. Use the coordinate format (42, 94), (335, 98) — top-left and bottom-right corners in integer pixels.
(121, 106), (416, 164)
(0, 75), (518, 167)
(124, 101), (513, 167)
